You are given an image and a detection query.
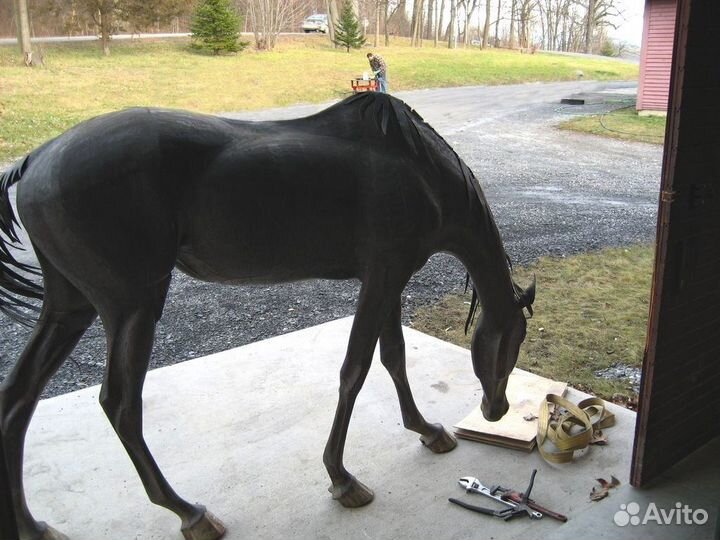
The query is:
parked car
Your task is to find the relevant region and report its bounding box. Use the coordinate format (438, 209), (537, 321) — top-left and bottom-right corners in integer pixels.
(302, 14), (329, 34)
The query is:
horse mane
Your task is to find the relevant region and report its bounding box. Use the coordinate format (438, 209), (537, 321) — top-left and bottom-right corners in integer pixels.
(341, 93), (501, 247)
(339, 93), (479, 199)
(335, 93), (521, 331)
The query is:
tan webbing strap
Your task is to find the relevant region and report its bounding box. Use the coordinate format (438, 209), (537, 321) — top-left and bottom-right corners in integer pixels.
(537, 394), (616, 464)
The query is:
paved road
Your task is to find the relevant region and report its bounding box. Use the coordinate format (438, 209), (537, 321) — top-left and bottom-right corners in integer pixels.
(0, 32), (304, 46)
(1, 80), (663, 397)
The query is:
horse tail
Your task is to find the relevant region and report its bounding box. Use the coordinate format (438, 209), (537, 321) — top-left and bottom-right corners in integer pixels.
(0, 155), (43, 326)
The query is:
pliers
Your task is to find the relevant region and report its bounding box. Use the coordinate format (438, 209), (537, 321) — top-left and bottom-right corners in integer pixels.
(449, 469), (543, 521)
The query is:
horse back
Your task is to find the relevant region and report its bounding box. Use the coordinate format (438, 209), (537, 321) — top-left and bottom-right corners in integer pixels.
(16, 106), (441, 287)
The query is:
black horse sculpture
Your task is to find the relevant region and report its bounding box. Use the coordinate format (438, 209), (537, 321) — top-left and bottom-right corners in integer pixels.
(0, 92), (534, 540)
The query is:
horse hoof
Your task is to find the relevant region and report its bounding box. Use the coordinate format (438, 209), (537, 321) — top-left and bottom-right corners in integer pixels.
(181, 511), (226, 540)
(36, 522), (70, 540)
(328, 475), (375, 507)
(420, 423), (457, 453)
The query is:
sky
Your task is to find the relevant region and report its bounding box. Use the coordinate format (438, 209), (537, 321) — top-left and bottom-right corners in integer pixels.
(607, 0), (645, 46)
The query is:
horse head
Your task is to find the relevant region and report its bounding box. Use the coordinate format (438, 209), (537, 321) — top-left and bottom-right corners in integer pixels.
(471, 276), (536, 421)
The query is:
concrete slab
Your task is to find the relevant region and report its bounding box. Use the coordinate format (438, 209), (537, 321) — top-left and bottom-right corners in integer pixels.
(23, 318), (717, 539)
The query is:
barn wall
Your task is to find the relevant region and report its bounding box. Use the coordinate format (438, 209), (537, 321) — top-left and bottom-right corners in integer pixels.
(632, 0), (720, 486)
(637, 0), (677, 113)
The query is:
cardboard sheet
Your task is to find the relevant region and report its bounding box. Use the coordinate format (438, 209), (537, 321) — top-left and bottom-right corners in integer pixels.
(454, 368), (567, 451)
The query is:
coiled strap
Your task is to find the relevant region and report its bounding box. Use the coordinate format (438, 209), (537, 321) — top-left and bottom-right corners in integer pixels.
(537, 394), (615, 464)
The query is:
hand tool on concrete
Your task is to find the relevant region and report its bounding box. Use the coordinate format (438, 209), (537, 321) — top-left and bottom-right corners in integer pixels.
(450, 473), (543, 520)
(491, 486), (568, 522)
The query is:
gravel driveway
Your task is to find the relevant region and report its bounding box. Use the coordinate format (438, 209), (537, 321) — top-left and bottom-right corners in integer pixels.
(0, 80), (663, 398)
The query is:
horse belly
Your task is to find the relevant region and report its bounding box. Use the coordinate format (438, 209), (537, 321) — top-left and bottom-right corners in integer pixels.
(177, 165), (362, 283)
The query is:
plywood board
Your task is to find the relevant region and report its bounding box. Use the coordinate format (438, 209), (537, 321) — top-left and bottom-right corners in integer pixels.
(454, 369), (567, 449)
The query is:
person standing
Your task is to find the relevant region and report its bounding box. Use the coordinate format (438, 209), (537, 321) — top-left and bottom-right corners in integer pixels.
(366, 52), (388, 93)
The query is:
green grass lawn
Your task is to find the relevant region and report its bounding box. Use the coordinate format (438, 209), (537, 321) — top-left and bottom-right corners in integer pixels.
(0, 36), (638, 162)
(559, 105), (666, 144)
(412, 245), (654, 404)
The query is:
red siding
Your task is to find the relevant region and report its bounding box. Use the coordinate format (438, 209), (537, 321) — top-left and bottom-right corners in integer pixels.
(638, 0), (677, 112)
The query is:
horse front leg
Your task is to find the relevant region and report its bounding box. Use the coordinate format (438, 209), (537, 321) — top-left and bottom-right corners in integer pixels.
(323, 266), (410, 508)
(98, 302), (224, 540)
(379, 300), (457, 453)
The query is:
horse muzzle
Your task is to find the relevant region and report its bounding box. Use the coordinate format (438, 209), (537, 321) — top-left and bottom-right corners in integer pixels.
(480, 375), (510, 422)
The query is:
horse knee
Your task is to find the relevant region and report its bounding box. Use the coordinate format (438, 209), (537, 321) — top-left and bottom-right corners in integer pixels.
(99, 394), (141, 444)
(380, 340), (405, 373)
(338, 364), (370, 400)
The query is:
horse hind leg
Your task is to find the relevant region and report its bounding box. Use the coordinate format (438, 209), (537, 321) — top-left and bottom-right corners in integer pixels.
(379, 300), (456, 453)
(0, 255), (97, 540)
(95, 282), (224, 540)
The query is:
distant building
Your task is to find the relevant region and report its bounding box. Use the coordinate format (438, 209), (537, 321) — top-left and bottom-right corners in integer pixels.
(637, 0), (677, 115)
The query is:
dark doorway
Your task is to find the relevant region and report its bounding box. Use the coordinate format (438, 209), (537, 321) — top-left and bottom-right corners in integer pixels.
(631, 0), (720, 486)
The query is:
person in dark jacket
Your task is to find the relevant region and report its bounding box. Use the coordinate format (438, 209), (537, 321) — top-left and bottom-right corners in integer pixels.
(366, 52), (388, 93)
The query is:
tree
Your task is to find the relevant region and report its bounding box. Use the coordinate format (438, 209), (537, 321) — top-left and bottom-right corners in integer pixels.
(516, 0), (537, 48)
(333, 0), (366, 52)
(583, 0), (594, 52)
(190, 0), (245, 54)
(120, 0), (194, 34)
(458, 0), (478, 47)
(482, 0), (491, 48)
(508, 0), (516, 48)
(38, 0), (194, 56)
(447, 0), (457, 47)
(14, 0), (37, 66)
(410, 0), (424, 46)
(582, 0), (622, 54)
(493, 0), (501, 45)
(243, 0), (305, 51)
(327, 0), (340, 44)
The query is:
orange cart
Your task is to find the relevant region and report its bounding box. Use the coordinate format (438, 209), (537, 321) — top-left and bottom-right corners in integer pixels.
(351, 78), (378, 93)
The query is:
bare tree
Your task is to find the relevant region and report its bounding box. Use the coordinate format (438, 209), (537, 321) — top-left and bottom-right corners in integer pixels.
(383, 0), (404, 45)
(563, 1), (586, 51)
(493, 0), (501, 44)
(458, 0), (478, 46)
(91, 0), (114, 56)
(583, 0), (622, 53)
(374, 0), (380, 45)
(424, 0), (434, 39)
(14, 0), (37, 66)
(244, 0), (306, 50)
(35, 0), (192, 56)
(539, 0), (572, 51)
(508, 0), (516, 48)
(326, 0), (339, 43)
(447, 0), (456, 47)
(481, 0), (490, 47)
(435, 0), (444, 44)
(583, 0), (593, 52)
(410, 0), (424, 45)
(516, 0), (537, 48)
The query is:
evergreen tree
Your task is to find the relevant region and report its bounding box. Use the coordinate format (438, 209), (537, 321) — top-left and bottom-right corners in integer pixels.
(190, 0), (246, 55)
(333, 1), (366, 52)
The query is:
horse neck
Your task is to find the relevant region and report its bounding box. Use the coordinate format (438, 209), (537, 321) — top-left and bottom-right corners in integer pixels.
(452, 211), (519, 329)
